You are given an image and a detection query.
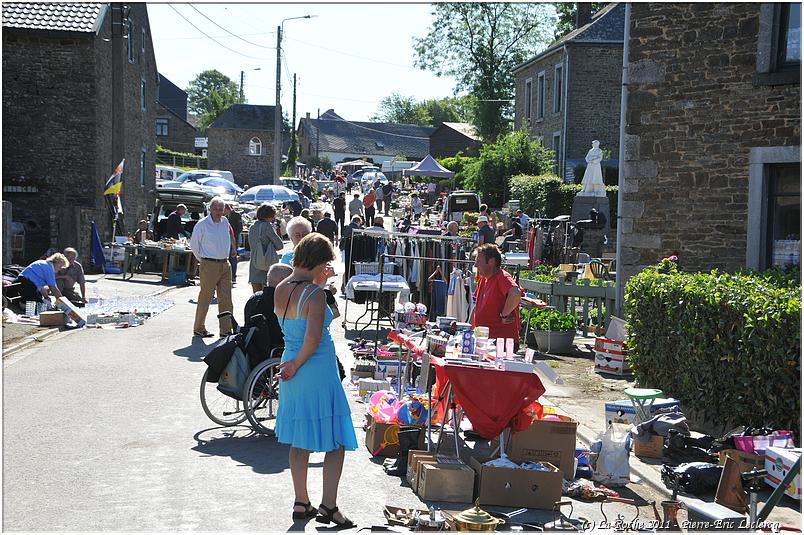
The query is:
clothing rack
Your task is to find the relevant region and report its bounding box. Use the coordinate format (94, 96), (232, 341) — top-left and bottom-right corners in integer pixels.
(345, 228), (476, 361)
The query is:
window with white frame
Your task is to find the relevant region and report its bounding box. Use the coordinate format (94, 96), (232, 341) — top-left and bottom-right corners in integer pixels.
(536, 71), (545, 120)
(249, 137), (262, 156)
(524, 77), (533, 122)
(156, 118), (168, 136)
(554, 64), (564, 113)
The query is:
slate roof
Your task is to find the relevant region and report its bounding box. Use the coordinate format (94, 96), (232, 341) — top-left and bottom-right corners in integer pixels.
(2, 3), (106, 34)
(513, 3), (625, 73)
(301, 115), (434, 159)
(437, 122), (480, 141)
(208, 104), (277, 130)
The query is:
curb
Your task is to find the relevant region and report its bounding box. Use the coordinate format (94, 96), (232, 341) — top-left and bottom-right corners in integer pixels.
(543, 394), (672, 500)
(3, 284), (181, 359)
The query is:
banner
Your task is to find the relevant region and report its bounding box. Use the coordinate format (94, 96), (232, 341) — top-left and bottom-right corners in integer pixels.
(103, 159), (125, 235)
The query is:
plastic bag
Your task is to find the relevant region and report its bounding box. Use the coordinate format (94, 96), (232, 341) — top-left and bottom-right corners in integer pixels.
(594, 423), (631, 487)
(661, 462), (723, 495)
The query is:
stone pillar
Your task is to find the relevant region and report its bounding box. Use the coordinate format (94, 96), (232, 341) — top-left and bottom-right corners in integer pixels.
(2, 201), (12, 266)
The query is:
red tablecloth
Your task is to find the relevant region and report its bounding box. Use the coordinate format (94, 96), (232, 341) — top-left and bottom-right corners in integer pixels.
(431, 357), (545, 439)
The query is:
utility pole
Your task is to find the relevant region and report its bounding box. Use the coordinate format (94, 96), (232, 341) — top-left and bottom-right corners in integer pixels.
(239, 70), (244, 102)
(316, 107), (320, 161)
(273, 25), (282, 184)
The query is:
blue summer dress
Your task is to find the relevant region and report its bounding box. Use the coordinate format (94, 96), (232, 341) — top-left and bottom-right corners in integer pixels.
(275, 283), (358, 452)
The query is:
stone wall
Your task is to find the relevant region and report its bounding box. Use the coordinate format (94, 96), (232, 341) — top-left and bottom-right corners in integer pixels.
(208, 128), (275, 186)
(620, 3), (801, 283)
(566, 44), (623, 163)
(156, 102), (197, 154)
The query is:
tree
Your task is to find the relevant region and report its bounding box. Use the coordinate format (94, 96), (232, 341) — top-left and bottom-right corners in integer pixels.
(371, 93), (430, 125)
(414, 3), (555, 142)
(186, 70), (241, 130)
(553, 3), (606, 41)
(372, 94), (475, 127)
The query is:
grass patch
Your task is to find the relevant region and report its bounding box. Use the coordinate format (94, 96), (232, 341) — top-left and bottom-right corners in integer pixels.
(547, 361), (561, 369)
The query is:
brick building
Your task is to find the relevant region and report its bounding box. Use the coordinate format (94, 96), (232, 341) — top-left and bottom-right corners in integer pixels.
(513, 3), (624, 180)
(2, 3), (157, 264)
(429, 122), (481, 158)
(207, 104), (278, 186)
(297, 109), (433, 167)
(156, 74), (197, 154)
(619, 2), (801, 284)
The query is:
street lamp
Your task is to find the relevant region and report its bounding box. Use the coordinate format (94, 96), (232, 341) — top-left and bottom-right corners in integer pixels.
(274, 14), (315, 184)
(239, 67), (260, 102)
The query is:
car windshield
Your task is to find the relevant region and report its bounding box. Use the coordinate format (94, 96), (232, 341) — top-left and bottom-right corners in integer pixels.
(175, 171), (220, 184)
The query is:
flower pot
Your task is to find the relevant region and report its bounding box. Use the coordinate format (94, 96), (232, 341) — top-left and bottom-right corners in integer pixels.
(531, 330), (576, 354)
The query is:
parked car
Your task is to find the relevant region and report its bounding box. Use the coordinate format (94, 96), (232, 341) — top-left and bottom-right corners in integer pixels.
(195, 169), (235, 183)
(150, 188), (212, 239)
(441, 190), (481, 222)
(156, 165), (184, 182)
(361, 171), (389, 192)
(157, 170), (222, 190)
(280, 177), (305, 192)
(346, 166), (380, 184)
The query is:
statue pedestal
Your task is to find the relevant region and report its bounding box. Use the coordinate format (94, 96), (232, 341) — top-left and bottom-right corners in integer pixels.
(572, 195), (610, 230)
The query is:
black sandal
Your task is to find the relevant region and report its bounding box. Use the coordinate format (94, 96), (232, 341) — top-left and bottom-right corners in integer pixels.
(316, 504), (355, 529)
(292, 501), (318, 520)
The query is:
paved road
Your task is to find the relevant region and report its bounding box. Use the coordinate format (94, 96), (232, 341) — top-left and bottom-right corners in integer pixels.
(4, 232), (676, 531)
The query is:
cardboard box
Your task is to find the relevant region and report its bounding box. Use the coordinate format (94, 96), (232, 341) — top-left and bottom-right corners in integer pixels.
(375, 360), (403, 378)
(764, 447), (801, 500)
(417, 462), (475, 503)
(406, 450), (434, 487)
(55, 297), (86, 327)
(718, 449), (765, 474)
(594, 349), (631, 375)
(39, 310), (66, 327)
(507, 415), (578, 479)
(365, 419), (426, 457)
(604, 398), (681, 425)
(633, 433), (664, 459)
(470, 457), (563, 510)
(358, 378), (391, 396)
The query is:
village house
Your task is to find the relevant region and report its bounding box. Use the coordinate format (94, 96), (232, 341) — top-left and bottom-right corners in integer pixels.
(206, 103), (283, 186)
(428, 122), (482, 159)
(297, 109), (433, 168)
(513, 3), (625, 181)
(2, 3), (157, 264)
(156, 74), (197, 155)
(619, 2), (801, 283)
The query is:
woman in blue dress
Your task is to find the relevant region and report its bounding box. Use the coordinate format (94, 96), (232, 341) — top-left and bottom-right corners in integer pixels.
(274, 233), (357, 528)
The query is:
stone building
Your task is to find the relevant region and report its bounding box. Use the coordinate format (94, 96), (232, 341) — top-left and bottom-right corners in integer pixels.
(513, 3), (625, 180)
(620, 2), (801, 283)
(156, 74), (197, 155)
(297, 109), (433, 167)
(2, 3), (157, 264)
(207, 104), (277, 186)
(429, 122), (482, 159)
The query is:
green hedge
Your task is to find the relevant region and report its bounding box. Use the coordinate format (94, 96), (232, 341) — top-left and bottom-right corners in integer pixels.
(624, 260), (801, 431)
(510, 174), (618, 224)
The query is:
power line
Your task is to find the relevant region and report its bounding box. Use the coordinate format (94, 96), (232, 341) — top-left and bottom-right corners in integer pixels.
(285, 36), (416, 70)
(159, 30), (275, 41)
(168, 5), (269, 60)
(188, 5), (276, 50)
(321, 116), (430, 140)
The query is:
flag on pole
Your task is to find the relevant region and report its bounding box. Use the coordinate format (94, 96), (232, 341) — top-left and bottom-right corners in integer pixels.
(103, 159), (125, 196)
(90, 220), (106, 270)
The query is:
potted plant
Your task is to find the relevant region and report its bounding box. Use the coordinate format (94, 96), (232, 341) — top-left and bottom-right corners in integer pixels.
(526, 308), (577, 354)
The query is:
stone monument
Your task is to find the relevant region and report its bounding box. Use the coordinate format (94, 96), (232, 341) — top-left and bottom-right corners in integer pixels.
(572, 140), (611, 233)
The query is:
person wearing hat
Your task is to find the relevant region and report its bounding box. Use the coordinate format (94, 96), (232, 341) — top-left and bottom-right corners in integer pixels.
(477, 215), (495, 246)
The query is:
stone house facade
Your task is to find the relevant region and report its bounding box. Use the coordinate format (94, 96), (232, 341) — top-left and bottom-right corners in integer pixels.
(619, 2), (801, 284)
(207, 104), (276, 185)
(297, 109), (433, 167)
(2, 3), (157, 264)
(156, 74), (197, 154)
(429, 122), (481, 158)
(513, 3), (624, 180)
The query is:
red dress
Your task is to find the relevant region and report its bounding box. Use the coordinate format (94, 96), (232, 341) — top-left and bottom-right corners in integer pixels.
(472, 269), (522, 341)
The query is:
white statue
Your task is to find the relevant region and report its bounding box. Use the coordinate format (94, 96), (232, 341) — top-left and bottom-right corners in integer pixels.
(577, 140), (607, 197)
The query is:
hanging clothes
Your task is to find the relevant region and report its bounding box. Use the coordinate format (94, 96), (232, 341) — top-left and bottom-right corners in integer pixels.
(430, 279), (447, 319)
(446, 269), (470, 323)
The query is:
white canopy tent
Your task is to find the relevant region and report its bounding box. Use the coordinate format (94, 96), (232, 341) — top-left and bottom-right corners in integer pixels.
(402, 154), (455, 179)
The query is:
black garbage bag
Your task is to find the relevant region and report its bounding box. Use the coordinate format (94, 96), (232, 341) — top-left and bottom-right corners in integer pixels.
(664, 429), (718, 465)
(661, 462), (723, 495)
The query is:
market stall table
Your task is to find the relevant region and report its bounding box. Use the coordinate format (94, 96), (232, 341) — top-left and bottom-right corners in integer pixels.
(428, 356), (546, 456)
(343, 274), (410, 333)
(120, 243), (195, 281)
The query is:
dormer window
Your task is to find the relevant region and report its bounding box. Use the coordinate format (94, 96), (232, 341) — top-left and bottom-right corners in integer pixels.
(375, 141), (385, 150)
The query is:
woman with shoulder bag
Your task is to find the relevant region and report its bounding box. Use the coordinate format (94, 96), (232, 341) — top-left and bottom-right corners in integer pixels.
(248, 203), (284, 293)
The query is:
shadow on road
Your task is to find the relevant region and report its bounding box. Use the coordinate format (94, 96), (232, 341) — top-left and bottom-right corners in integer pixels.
(173, 337), (217, 362)
(192, 427), (291, 474)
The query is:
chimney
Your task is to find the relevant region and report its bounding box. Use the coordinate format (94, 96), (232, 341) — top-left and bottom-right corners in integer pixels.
(576, 3), (592, 29)
(306, 112), (310, 120)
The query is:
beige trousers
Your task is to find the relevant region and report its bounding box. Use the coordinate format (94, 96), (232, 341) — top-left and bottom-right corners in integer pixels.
(193, 259), (233, 334)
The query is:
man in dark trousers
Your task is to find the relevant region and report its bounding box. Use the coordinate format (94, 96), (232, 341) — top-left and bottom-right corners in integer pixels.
(224, 203), (243, 285)
(315, 212), (338, 244)
(333, 192), (346, 235)
(382, 182), (393, 215)
(164, 204), (186, 239)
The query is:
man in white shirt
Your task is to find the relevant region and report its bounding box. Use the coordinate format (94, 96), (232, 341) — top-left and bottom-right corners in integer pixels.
(190, 196), (236, 337)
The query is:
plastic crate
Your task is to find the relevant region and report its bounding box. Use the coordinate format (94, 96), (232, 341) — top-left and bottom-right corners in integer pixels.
(354, 261), (397, 275)
(168, 270), (187, 285)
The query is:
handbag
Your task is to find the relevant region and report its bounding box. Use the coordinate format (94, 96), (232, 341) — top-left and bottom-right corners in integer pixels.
(217, 328), (256, 400)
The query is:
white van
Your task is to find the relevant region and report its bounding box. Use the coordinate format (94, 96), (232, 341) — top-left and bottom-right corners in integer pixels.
(442, 190), (481, 222)
(156, 165), (184, 182)
(196, 169), (235, 183)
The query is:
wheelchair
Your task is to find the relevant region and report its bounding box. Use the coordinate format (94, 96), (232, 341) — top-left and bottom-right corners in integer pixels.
(199, 310), (283, 436)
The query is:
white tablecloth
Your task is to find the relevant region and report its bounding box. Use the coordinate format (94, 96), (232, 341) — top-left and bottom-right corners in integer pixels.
(345, 274), (410, 302)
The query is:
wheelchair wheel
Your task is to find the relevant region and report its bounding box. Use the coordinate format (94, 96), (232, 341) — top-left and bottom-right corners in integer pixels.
(200, 368), (248, 426)
(242, 358), (281, 436)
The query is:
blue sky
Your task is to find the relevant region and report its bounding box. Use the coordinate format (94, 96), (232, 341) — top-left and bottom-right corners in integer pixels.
(147, 3), (463, 123)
